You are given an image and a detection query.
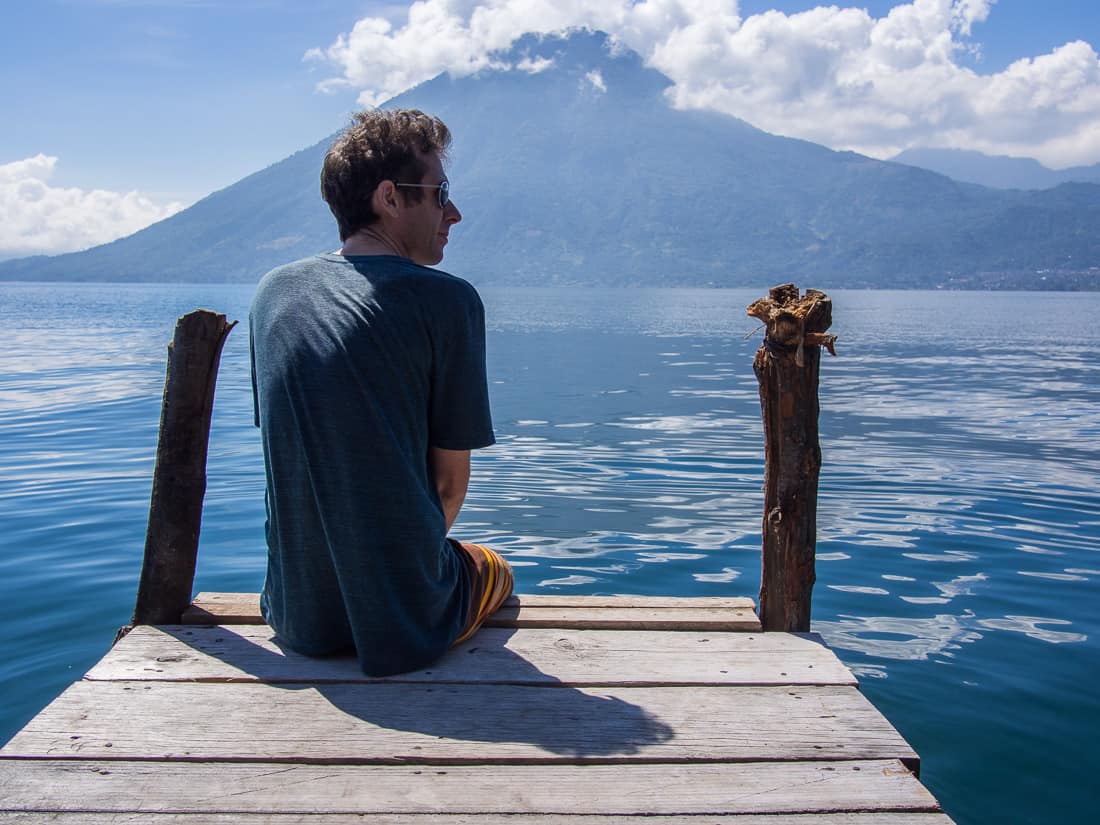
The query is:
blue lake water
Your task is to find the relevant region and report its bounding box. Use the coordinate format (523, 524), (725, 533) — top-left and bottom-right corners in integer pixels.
(1, 282), (1098, 824)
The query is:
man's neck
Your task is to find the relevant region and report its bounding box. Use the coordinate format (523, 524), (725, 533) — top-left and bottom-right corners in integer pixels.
(339, 226), (408, 258)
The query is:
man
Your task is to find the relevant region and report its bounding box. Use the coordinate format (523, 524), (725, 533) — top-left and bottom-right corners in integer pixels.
(249, 108), (512, 676)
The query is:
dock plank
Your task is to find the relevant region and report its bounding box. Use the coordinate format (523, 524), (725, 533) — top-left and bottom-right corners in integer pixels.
(90, 624), (855, 686)
(486, 605), (760, 630)
(0, 760), (940, 816)
(3, 680), (915, 765)
(183, 592), (762, 630)
(188, 592), (757, 611)
(2, 593), (954, 822)
(0, 815), (959, 825)
(181, 592), (260, 624)
(504, 594), (757, 608)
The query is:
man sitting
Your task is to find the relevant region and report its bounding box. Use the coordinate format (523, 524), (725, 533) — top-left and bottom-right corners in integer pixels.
(249, 108), (512, 676)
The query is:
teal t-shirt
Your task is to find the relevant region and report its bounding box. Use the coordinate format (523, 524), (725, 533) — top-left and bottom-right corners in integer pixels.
(249, 254), (494, 676)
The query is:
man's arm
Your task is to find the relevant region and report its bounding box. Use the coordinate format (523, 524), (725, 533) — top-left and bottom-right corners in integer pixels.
(429, 446), (471, 532)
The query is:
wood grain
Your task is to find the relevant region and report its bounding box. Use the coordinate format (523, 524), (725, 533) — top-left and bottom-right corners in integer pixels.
(748, 285), (833, 632)
(4, 595), (953, 820)
(3, 680), (914, 765)
(182, 592), (762, 631)
(485, 605), (760, 630)
(506, 595), (757, 608)
(88, 625), (851, 686)
(0, 759), (939, 815)
(132, 312), (236, 625)
(0, 813), (957, 824)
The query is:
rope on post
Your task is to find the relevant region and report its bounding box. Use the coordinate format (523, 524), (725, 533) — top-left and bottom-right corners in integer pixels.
(747, 284), (837, 632)
(130, 309), (237, 627)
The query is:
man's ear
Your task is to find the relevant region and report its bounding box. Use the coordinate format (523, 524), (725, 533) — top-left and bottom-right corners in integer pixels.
(372, 180), (402, 220)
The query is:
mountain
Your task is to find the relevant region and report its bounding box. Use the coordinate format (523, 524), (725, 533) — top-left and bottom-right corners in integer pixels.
(3, 30), (1099, 289)
(0, 138), (335, 284)
(892, 147), (1100, 191)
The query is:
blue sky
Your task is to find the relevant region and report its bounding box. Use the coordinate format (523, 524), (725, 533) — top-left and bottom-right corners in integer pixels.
(2, 1), (1098, 258)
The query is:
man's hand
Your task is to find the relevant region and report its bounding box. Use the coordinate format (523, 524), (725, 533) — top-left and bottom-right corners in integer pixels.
(429, 447), (470, 532)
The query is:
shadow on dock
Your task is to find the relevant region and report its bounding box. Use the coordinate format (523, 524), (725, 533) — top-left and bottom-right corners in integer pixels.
(162, 624), (676, 760)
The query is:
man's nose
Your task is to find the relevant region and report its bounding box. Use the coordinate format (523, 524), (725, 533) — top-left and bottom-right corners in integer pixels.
(445, 200), (461, 224)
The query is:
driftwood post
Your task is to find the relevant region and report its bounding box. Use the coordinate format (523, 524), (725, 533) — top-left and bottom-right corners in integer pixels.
(747, 284), (837, 632)
(130, 309), (236, 626)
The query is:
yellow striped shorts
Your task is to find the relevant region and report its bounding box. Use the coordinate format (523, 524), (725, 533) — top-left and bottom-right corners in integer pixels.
(450, 540), (514, 646)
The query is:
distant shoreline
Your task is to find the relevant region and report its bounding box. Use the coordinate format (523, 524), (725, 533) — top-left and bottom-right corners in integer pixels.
(2, 273), (1099, 292)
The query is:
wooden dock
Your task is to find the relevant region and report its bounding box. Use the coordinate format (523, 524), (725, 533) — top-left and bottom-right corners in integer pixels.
(1, 593), (953, 822)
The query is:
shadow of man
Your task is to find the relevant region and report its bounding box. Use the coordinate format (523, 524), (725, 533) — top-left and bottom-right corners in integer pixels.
(166, 623), (674, 760)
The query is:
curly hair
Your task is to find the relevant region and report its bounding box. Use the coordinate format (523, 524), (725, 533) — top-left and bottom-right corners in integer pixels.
(320, 109), (452, 241)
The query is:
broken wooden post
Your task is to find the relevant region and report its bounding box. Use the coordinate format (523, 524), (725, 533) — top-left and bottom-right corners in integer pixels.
(131, 309), (237, 625)
(747, 284), (837, 632)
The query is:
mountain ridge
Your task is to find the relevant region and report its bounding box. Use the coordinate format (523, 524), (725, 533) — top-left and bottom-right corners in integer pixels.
(891, 147), (1100, 191)
(3, 30), (1098, 290)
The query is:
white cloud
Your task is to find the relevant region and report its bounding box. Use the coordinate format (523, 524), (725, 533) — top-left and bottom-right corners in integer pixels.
(0, 155), (183, 260)
(516, 55), (555, 73)
(584, 69), (607, 93)
(307, 0), (1100, 168)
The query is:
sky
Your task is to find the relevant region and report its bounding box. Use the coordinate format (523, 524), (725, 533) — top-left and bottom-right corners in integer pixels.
(2, 0), (1098, 259)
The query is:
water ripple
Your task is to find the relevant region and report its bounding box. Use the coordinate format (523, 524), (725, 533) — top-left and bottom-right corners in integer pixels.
(3, 285), (1100, 825)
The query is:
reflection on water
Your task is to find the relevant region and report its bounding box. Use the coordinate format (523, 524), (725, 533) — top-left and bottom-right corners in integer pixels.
(814, 612), (983, 662)
(1, 284), (1099, 824)
(975, 615), (1087, 643)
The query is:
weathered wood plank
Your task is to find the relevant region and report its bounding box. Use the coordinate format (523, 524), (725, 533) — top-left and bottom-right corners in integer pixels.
(3, 681), (915, 765)
(189, 592), (756, 610)
(485, 605), (760, 630)
(183, 592), (261, 624)
(183, 592), (761, 630)
(0, 759), (940, 815)
(509, 594), (756, 608)
(0, 813), (957, 824)
(88, 625), (855, 686)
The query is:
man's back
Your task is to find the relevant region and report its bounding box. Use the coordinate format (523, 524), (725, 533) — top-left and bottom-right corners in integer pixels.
(249, 253), (494, 675)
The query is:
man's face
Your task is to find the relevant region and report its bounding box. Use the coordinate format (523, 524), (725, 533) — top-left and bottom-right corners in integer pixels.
(397, 150), (462, 266)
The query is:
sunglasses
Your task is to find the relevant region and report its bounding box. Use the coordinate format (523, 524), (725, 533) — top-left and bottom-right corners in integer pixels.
(394, 179), (450, 209)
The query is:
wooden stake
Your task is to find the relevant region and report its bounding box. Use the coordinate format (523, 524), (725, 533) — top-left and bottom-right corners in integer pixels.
(131, 309), (236, 626)
(747, 285), (837, 632)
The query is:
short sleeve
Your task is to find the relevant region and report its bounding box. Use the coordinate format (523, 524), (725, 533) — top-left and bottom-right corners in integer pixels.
(428, 284), (495, 451)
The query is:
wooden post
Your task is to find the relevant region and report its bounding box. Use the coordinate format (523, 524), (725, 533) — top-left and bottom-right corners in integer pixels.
(747, 284), (837, 632)
(130, 309), (236, 626)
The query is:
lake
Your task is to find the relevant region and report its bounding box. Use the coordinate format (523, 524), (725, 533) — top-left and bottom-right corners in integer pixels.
(1, 282), (1097, 824)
